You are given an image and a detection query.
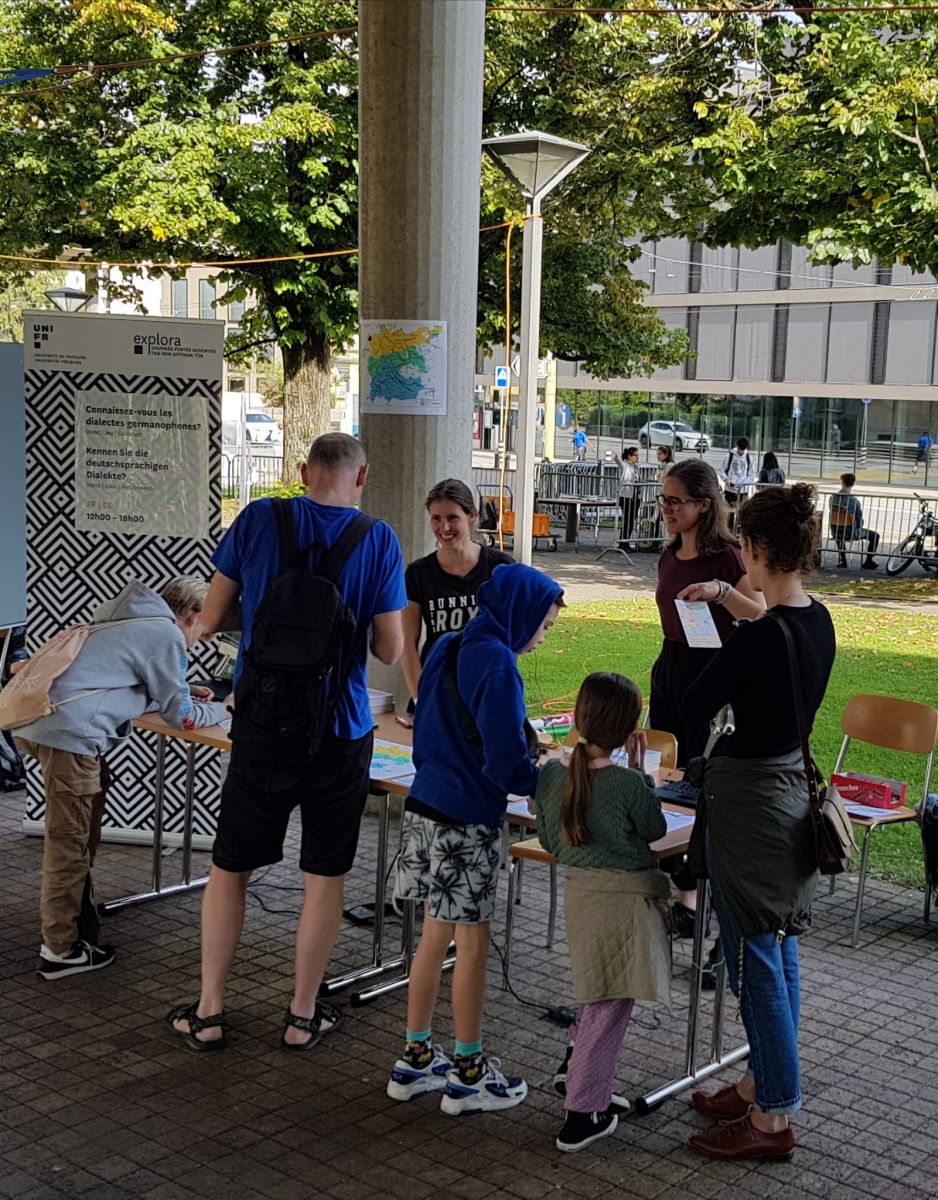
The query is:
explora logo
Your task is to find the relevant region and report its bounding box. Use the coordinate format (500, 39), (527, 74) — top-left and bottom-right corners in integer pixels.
(133, 333), (183, 348)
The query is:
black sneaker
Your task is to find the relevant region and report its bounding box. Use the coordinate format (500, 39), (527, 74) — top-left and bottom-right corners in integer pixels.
(553, 1047), (630, 1114)
(37, 940), (115, 980)
(556, 1109), (618, 1153)
(672, 902), (697, 939)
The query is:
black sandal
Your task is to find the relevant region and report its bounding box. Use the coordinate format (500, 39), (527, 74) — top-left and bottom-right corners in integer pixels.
(280, 1001), (342, 1052)
(166, 1001), (227, 1052)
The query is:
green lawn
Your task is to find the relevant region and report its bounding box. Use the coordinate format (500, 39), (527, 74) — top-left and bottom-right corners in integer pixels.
(520, 599), (938, 889)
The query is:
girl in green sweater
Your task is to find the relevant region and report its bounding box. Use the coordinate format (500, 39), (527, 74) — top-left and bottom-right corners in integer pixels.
(536, 673), (670, 1153)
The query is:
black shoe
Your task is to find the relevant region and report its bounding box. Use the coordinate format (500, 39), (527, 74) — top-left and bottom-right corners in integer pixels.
(37, 940), (115, 980)
(556, 1109), (618, 1153)
(700, 937), (723, 992)
(838, 559), (848, 569)
(553, 1046), (631, 1113)
(862, 559), (879, 571)
(672, 902), (697, 939)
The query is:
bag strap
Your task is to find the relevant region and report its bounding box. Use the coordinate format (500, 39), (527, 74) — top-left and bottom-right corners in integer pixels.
(273, 498), (301, 570)
(766, 610), (821, 821)
(444, 634), (483, 749)
(313, 512), (377, 585)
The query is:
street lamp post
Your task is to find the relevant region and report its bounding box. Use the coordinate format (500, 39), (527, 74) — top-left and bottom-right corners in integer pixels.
(482, 131), (589, 565)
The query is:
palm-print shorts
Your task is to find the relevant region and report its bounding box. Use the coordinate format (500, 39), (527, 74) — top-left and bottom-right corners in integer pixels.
(395, 810), (502, 924)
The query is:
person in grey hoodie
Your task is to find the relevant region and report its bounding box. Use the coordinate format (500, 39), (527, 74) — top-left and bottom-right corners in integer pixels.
(15, 577), (227, 980)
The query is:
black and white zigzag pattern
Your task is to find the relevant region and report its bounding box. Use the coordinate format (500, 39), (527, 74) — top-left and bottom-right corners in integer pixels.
(24, 368), (222, 838)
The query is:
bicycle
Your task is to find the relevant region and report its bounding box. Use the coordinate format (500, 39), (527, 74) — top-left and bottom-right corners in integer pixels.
(885, 494), (938, 576)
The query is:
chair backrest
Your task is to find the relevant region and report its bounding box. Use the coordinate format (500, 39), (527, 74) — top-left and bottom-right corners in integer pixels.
(563, 725), (677, 770)
(841, 694), (938, 756)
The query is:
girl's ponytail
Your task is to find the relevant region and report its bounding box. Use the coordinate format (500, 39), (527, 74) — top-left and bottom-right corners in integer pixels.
(560, 739), (593, 846)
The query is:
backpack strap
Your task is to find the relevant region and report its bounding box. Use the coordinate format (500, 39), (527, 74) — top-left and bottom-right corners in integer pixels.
(273, 498), (302, 571)
(314, 512), (378, 584)
(444, 634), (483, 749)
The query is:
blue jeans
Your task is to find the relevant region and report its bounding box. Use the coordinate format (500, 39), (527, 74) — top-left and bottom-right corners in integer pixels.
(708, 863), (802, 1115)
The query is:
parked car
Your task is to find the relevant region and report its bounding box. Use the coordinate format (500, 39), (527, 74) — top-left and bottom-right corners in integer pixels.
(244, 411), (283, 446)
(637, 419), (709, 452)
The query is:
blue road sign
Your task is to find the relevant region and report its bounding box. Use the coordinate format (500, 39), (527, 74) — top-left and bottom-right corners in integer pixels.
(495, 364), (509, 390)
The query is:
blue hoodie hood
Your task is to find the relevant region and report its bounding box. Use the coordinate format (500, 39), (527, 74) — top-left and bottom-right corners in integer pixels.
(464, 563), (563, 654)
(408, 563), (562, 828)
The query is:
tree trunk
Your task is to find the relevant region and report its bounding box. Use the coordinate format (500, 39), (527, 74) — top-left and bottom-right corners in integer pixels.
(281, 332), (333, 484)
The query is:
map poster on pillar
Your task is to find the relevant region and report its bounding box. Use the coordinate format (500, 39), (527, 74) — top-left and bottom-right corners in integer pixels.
(75, 390), (209, 539)
(361, 319), (447, 416)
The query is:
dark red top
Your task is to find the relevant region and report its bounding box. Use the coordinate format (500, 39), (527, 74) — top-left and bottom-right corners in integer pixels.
(655, 544), (746, 645)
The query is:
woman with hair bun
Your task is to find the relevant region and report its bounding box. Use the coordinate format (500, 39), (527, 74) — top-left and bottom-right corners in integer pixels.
(403, 479), (512, 706)
(678, 483), (836, 1164)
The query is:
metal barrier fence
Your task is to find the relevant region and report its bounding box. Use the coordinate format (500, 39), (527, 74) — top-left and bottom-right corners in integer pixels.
(220, 455), (935, 573)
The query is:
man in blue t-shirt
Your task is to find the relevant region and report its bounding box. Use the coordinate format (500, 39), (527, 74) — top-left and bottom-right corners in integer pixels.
(169, 433), (406, 1052)
(914, 432), (933, 473)
(571, 424), (591, 462)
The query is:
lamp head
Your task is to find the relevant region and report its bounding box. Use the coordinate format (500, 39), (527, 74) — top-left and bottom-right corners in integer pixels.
(44, 287), (92, 312)
(482, 131), (589, 203)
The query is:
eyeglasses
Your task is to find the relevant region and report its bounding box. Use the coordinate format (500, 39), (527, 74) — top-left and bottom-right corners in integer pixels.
(656, 494), (700, 510)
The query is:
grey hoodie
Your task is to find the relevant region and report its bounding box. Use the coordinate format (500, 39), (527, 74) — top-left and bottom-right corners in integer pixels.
(15, 582), (227, 756)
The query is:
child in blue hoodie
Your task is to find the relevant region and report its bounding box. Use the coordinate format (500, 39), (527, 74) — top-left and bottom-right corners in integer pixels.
(387, 562), (563, 1115)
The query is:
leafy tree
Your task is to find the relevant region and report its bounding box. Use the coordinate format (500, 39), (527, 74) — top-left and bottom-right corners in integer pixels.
(684, 8), (938, 273)
(0, 0), (357, 479)
(0, 270), (64, 341)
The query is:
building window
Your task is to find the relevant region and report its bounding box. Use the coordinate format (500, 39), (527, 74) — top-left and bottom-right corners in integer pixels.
(228, 376), (245, 392)
(171, 279), (188, 317)
(684, 308), (700, 379)
(777, 241), (792, 291)
(228, 298), (245, 325)
(688, 243), (702, 294)
(771, 305), (789, 381)
(199, 279), (217, 320)
(870, 302), (890, 386)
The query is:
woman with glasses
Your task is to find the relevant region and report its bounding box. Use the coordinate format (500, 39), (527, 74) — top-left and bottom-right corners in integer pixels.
(649, 461), (761, 766)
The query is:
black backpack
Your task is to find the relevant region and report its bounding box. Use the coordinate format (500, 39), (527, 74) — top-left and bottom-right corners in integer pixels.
(231, 499), (376, 763)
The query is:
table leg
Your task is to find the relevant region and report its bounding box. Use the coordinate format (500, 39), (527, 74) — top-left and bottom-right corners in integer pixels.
(633, 881), (749, 1113)
(564, 504), (579, 545)
(102, 732), (209, 912)
(321, 789), (407, 995)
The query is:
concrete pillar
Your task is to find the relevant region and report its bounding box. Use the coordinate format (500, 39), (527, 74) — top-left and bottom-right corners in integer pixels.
(358, 0), (485, 562)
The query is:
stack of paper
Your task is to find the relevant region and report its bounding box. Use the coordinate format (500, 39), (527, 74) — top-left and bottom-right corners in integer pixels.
(368, 688), (395, 715)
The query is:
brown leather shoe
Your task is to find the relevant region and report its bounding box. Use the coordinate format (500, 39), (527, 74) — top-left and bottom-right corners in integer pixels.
(689, 1113), (795, 1162)
(691, 1081), (751, 1118)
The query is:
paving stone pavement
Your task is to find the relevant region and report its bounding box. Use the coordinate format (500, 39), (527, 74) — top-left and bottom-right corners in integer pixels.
(2, 788), (937, 1200)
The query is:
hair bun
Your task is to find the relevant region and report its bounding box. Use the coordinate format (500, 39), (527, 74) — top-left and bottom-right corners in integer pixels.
(788, 482), (817, 521)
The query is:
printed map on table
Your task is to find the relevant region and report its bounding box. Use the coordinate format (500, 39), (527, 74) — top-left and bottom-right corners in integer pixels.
(370, 739), (415, 782)
(361, 320), (447, 416)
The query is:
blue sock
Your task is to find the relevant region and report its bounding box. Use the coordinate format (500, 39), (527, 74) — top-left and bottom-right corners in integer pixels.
(406, 1028), (432, 1045)
(454, 1039), (483, 1059)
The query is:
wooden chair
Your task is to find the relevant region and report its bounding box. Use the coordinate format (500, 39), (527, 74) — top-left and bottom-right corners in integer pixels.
(831, 693), (938, 946)
(563, 725), (678, 771)
(827, 501), (863, 568)
(502, 837), (558, 989)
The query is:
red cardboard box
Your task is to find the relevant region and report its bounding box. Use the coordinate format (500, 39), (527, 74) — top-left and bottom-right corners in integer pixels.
(830, 772), (907, 810)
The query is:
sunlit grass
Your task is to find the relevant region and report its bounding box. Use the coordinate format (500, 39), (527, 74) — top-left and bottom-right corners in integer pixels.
(520, 599), (938, 889)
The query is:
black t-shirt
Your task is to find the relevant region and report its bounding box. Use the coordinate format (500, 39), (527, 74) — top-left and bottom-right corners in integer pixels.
(405, 545), (514, 661)
(681, 600), (836, 759)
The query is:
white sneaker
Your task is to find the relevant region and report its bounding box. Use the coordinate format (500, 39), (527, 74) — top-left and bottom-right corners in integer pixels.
(386, 1045), (453, 1101)
(37, 940), (115, 980)
(440, 1057), (528, 1115)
